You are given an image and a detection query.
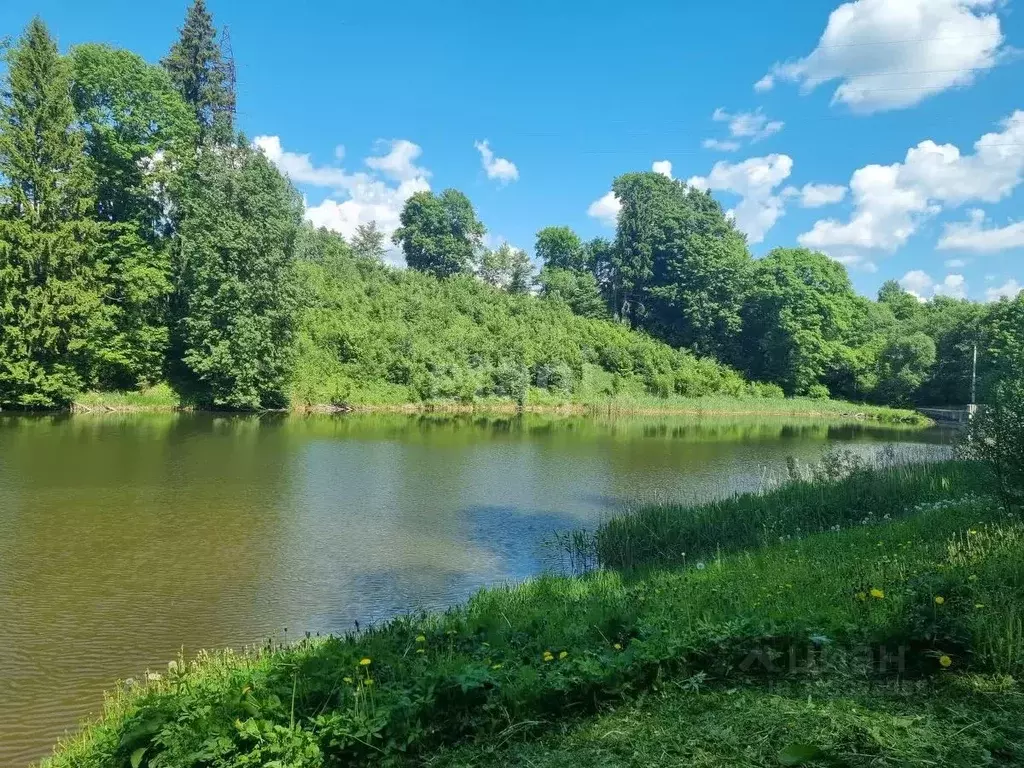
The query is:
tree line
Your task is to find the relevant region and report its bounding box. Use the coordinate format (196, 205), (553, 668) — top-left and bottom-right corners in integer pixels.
(2, 3), (1020, 411)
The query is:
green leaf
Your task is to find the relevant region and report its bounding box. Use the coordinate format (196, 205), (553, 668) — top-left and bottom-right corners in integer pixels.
(778, 743), (823, 766)
(130, 746), (147, 768)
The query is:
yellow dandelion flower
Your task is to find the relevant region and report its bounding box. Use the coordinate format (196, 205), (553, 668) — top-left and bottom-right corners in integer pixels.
(613, 643), (622, 651)
(542, 651), (554, 662)
(934, 596), (945, 605)
(343, 677), (353, 684)
(559, 651), (568, 660)
(415, 635), (426, 643)
(968, 530), (978, 535)
(870, 588), (885, 599)
(359, 658), (372, 666)
(856, 592), (867, 601)
(939, 655), (952, 668)
(415, 648), (425, 654)
(492, 663), (503, 670)
(975, 603), (985, 609)
(363, 678), (374, 686)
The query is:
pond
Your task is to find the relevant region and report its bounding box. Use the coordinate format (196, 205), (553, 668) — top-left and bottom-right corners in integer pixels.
(0, 412), (952, 765)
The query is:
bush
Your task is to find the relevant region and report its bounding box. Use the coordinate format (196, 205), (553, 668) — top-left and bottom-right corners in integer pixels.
(962, 378), (1024, 510)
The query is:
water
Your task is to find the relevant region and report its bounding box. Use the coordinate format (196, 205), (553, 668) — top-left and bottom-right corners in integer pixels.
(0, 412), (951, 765)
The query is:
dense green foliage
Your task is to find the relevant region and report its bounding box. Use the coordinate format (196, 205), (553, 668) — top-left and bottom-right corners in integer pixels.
(290, 229), (772, 407)
(0, 10), (293, 410)
(2, 8), (1020, 413)
(0, 19), (105, 407)
(535, 173), (1023, 404)
(170, 143), (302, 409)
(43, 461), (1024, 767)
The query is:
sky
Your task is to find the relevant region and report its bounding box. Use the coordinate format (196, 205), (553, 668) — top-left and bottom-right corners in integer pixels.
(4, 0), (1024, 302)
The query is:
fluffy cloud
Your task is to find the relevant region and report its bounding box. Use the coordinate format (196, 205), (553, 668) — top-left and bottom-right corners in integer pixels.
(899, 270), (969, 300)
(652, 160), (673, 179)
(799, 111), (1024, 258)
(365, 139), (430, 182)
(785, 183), (848, 208)
(255, 135), (431, 264)
(938, 209), (1024, 253)
(587, 191), (621, 227)
(705, 108), (783, 150)
(753, 74), (775, 93)
(986, 279), (1023, 302)
(688, 154), (794, 243)
(474, 140), (519, 185)
(764, 0), (1006, 113)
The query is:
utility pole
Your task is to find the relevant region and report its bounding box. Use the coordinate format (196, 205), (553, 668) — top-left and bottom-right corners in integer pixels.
(970, 343), (978, 419)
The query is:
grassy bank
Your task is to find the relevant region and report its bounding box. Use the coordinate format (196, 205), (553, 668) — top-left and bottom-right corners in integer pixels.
(42, 461), (1022, 767)
(64, 387), (930, 425)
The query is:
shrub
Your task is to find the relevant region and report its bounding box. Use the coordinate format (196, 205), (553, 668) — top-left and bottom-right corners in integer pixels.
(962, 378), (1024, 511)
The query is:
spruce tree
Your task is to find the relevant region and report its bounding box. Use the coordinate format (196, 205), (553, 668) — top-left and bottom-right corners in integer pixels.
(171, 142), (301, 409)
(162, 0), (234, 144)
(0, 19), (104, 407)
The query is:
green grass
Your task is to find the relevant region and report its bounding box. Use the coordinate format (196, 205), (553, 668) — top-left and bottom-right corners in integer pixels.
(570, 457), (977, 571)
(429, 676), (1024, 767)
(41, 461), (1024, 768)
(72, 383), (183, 411)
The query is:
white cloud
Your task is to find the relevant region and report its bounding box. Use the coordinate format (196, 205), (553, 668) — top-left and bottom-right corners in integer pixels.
(255, 135), (431, 265)
(587, 190), (621, 227)
(899, 270), (969, 300)
(938, 208), (1024, 252)
(712, 107), (784, 142)
(365, 139), (430, 182)
(986, 279), (1023, 301)
(688, 154), (794, 243)
(652, 160), (673, 179)
(474, 140), (519, 185)
(799, 110), (1024, 259)
(764, 0), (1006, 113)
(945, 258), (970, 268)
(702, 138), (742, 152)
(753, 74), (775, 92)
(796, 183), (848, 208)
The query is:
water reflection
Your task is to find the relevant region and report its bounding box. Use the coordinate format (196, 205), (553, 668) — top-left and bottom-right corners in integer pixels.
(0, 411), (951, 765)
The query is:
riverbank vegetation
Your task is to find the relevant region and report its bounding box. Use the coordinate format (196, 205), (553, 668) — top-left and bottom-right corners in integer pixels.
(42, 450), (1024, 767)
(3, 4), (1022, 416)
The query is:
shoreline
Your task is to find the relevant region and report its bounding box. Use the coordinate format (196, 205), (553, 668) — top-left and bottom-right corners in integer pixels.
(45, 397), (934, 424)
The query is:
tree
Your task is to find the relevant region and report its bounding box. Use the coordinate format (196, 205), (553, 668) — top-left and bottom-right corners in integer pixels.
(538, 267), (607, 319)
(71, 44), (198, 387)
(479, 242), (532, 293)
(393, 189), (486, 279)
(964, 377), (1024, 511)
(350, 221), (386, 262)
(162, 0), (234, 144)
(0, 19), (105, 407)
(874, 332), (937, 405)
(877, 279), (920, 322)
(741, 248), (859, 396)
(535, 226), (587, 272)
(170, 143), (302, 408)
(610, 172), (751, 358)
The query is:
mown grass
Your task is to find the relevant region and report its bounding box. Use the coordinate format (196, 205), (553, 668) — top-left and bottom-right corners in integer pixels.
(429, 675), (1024, 767)
(42, 461), (1023, 768)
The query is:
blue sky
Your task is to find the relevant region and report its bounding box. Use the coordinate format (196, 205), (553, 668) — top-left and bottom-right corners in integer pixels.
(5, 0), (1024, 301)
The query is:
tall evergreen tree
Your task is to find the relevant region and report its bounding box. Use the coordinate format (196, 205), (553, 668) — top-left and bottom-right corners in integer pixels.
(0, 19), (105, 407)
(162, 0), (234, 144)
(170, 142), (302, 409)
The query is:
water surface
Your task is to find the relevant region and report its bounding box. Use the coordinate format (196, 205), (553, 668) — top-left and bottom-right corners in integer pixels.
(0, 412), (950, 765)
